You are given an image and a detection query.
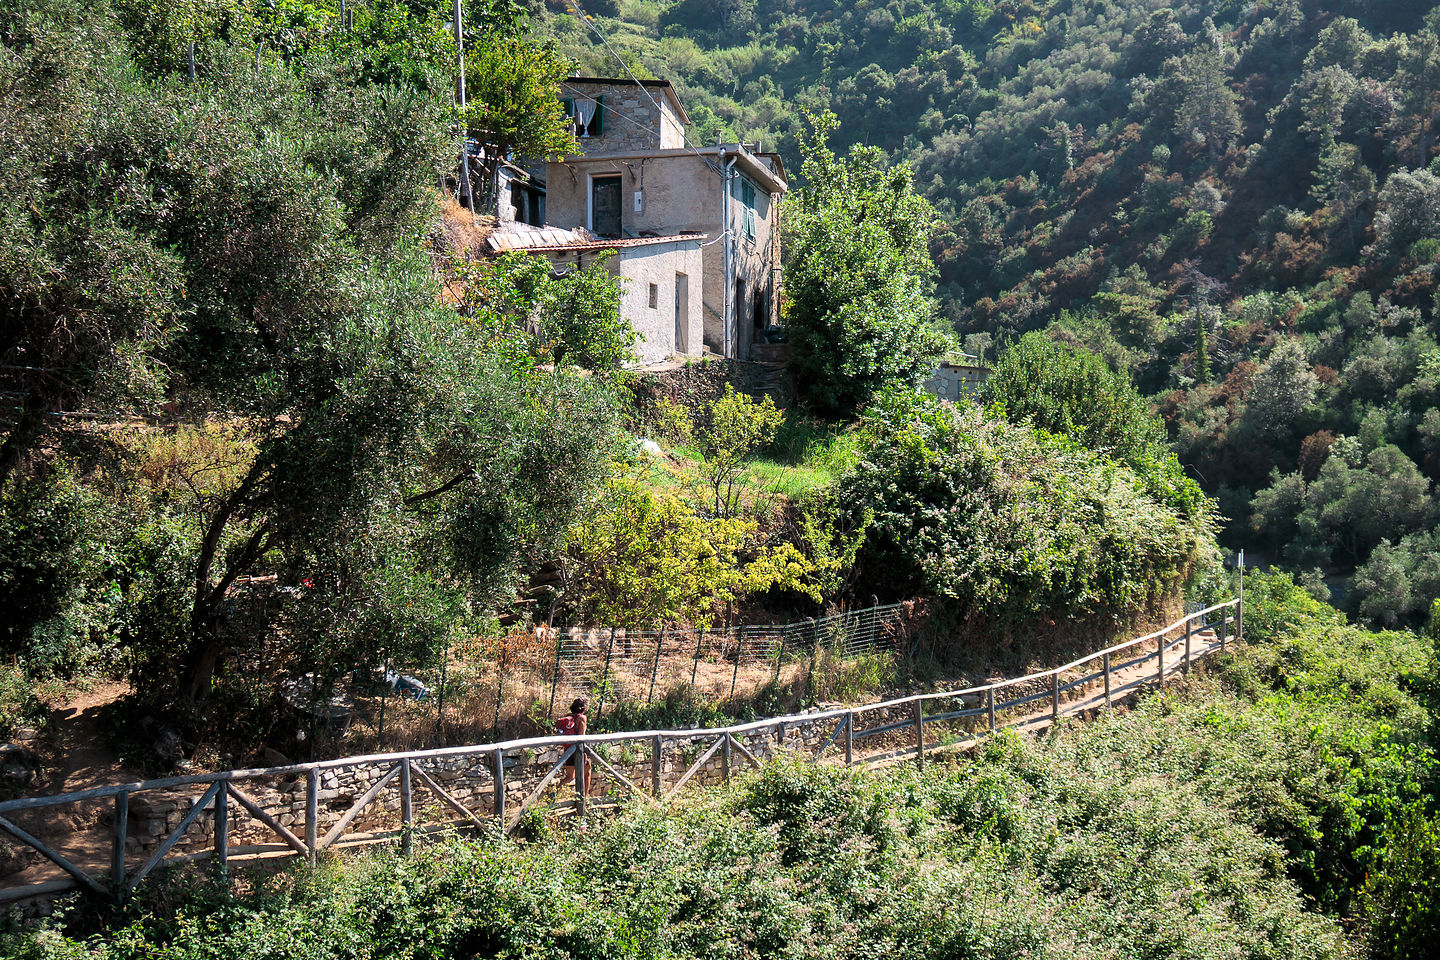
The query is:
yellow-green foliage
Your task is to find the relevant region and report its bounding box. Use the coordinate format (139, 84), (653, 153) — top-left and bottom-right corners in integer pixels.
(691, 386), (785, 517)
(564, 473), (816, 627)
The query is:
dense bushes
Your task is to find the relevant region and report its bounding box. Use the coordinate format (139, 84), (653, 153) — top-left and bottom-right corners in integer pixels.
(13, 572), (1437, 958)
(831, 391), (1210, 627)
(0, 0), (630, 741)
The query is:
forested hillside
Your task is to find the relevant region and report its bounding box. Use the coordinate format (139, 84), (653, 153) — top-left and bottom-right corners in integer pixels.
(547, 0), (1440, 621)
(2, 0), (1216, 767)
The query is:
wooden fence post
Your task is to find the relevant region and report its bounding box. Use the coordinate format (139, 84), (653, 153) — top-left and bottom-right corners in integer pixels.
(400, 759), (413, 856)
(722, 734), (732, 783)
(652, 735), (663, 797)
(913, 700), (925, 766)
(845, 711), (854, 767)
(112, 790), (128, 898)
(1103, 653), (1111, 707)
(575, 748), (587, 819)
(1157, 632), (1165, 685)
(214, 783), (229, 884)
(492, 748), (505, 822)
(305, 769), (319, 865)
(1219, 607), (1228, 654)
(1184, 617), (1193, 675)
(987, 688), (996, 732)
(774, 622), (787, 682)
(1051, 672), (1060, 722)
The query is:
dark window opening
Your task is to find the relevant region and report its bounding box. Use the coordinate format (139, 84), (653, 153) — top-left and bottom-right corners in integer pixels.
(563, 96), (604, 139)
(591, 175), (622, 237)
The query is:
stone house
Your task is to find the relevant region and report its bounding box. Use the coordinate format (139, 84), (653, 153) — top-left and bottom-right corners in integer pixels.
(532, 77), (788, 362)
(487, 223), (704, 365)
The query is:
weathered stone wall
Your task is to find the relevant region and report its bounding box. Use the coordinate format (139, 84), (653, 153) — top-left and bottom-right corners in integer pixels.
(563, 81), (685, 156)
(631, 355), (793, 409)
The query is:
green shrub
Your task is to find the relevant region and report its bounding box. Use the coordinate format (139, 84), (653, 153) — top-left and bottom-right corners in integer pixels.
(833, 391), (1210, 626)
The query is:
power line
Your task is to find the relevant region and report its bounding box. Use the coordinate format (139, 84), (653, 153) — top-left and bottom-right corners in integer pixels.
(559, 0), (726, 175)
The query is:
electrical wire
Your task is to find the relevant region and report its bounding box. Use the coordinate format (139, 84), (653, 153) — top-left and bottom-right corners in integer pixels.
(559, 0), (727, 176)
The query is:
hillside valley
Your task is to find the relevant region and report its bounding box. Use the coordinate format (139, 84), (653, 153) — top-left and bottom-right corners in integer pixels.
(2, 0), (1440, 955)
(545, 0), (1440, 621)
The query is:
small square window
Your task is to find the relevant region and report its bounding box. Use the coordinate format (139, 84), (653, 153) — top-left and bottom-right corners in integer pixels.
(648, 283), (659, 309)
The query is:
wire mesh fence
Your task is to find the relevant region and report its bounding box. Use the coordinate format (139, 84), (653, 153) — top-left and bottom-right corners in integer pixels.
(332, 603), (915, 753)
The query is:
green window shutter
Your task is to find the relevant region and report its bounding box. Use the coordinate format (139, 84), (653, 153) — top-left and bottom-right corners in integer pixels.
(593, 95), (604, 135)
(742, 180), (756, 208)
(561, 98), (574, 117)
(743, 205), (755, 240)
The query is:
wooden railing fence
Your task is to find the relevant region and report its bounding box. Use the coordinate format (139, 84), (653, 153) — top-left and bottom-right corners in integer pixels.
(0, 599), (1240, 906)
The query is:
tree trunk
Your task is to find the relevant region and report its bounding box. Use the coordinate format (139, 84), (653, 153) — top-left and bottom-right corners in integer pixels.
(178, 459), (269, 707)
(0, 392), (49, 488)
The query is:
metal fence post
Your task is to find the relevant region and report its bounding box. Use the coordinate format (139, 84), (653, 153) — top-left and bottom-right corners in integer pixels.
(1237, 550), (1245, 642)
(804, 618), (818, 698)
(214, 783), (228, 884)
(1103, 652), (1111, 706)
(575, 748), (587, 819)
(691, 627), (704, 687)
(845, 711), (854, 766)
(435, 642), (450, 747)
(492, 642), (507, 737)
(112, 790), (128, 898)
(647, 628), (665, 704)
(492, 748), (505, 822)
(596, 627), (617, 722)
(377, 657), (389, 751)
(1184, 616), (1193, 675)
(548, 626), (564, 719)
(914, 700), (925, 766)
(728, 626), (742, 702)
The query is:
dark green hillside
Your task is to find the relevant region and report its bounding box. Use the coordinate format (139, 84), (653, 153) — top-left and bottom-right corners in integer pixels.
(545, 0), (1440, 620)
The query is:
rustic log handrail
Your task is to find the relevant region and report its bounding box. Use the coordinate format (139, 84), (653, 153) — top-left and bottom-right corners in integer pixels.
(0, 600), (1239, 905)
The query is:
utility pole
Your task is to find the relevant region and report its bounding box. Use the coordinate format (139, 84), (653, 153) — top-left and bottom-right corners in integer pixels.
(453, 0), (475, 215)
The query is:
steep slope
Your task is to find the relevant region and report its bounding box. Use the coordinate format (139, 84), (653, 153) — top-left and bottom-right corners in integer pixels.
(543, 1), (1440, 621)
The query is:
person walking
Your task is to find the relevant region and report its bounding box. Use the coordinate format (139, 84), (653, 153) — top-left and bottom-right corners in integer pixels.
(556, 698), (590, 796)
